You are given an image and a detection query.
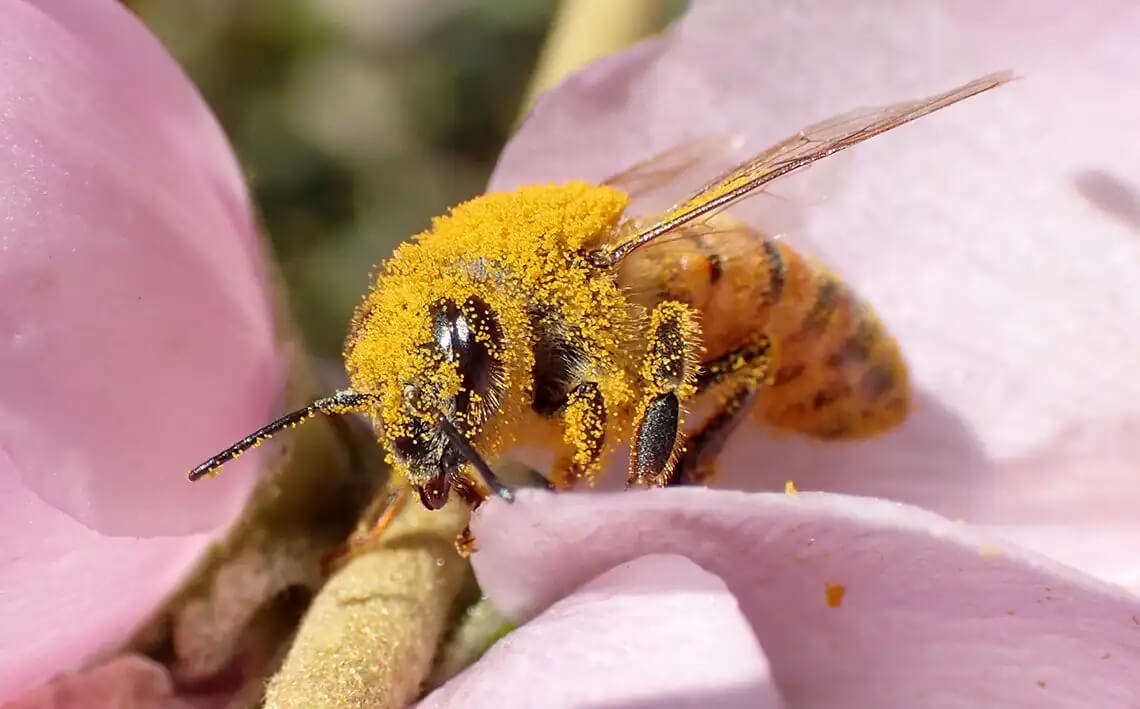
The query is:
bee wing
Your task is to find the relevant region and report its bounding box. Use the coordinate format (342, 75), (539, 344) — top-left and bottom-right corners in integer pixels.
(601, 134), (749, 216)
(592, 72), (1014, 267)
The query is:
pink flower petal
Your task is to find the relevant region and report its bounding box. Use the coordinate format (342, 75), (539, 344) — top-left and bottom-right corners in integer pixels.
(0, 450), (214, 698)
(423, 553), (782, 709)
(491, 1), (1140, 588)
(471, 489), (1140, 708)
(4, 654), (215, 709)
(0, 0), (283, 536)
(1, 0), (283, 697)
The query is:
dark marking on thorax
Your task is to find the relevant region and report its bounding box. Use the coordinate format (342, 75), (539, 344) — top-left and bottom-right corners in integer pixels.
(529, 312), (589, 416)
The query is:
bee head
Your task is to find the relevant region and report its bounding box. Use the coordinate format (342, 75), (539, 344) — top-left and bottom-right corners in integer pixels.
(380, 295), (509, 508)
(188, 289), (517, 510)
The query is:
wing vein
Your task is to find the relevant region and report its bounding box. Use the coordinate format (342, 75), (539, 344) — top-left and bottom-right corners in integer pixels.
(590, 71), (1014, 267)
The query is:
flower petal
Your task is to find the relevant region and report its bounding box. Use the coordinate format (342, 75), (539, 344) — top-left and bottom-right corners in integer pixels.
(491, 0), (1140, 587)
(471, 489), (1140, 708)
(0, 0), (284, 536)
(5, 655), (209, 709)
(424, 553), (782, 709)
(1, 0), (284, 697)
(0, 450), (211, 697)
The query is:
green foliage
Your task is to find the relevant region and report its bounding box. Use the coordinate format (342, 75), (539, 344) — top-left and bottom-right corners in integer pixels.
(132, 0), (558, 355)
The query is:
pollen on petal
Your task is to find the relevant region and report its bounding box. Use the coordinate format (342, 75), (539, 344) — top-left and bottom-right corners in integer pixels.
(825, 583), (846, 608)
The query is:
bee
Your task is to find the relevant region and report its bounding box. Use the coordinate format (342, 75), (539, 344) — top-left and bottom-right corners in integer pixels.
(189, 72), (1012, 539)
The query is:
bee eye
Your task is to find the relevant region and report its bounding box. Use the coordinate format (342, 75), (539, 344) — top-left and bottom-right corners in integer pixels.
(429, 296), (503, 425)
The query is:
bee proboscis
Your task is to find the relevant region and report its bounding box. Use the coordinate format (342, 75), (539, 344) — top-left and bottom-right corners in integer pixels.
(189, 72), (1012, 542)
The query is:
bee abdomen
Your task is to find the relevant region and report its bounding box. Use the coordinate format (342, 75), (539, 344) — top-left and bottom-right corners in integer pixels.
(617, 218), (909, 440)
(759, 264), (909, 440)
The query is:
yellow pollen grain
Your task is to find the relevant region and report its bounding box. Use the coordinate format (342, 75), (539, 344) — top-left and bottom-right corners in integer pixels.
(784, 480), (797, 495)
(825, 583), (846, 608)
(563, 396), (604, 481)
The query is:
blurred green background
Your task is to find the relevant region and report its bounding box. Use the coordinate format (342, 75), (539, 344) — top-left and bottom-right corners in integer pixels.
(126, 0), (685, 358)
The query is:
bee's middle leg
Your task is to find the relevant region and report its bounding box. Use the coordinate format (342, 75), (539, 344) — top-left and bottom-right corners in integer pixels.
(629, 301), (702, 488)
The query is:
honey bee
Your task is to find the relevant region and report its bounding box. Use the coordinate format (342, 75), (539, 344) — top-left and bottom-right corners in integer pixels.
(189, 72), (1011, 537)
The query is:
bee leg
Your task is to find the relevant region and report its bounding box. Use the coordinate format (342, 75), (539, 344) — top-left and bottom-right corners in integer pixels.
(318, 484), (409, 576)
(669, 380), (760, 486)
(526, 466), (558, 491)
(552, 382), (607, 489)
(669, 338), (773, 486)
(629, 302), (702, 487)
(693, 336), (773, 393)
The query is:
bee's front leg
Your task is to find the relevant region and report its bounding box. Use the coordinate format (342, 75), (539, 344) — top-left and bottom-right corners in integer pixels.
(629, 301), (702, 487)
(551, 381), (607, 490)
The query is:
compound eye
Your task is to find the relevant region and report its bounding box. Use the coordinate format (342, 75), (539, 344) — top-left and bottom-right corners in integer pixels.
(428, 296), (503, 426)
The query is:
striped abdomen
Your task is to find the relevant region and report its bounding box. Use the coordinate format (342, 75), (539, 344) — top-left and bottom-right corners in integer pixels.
(615, 216), (909, 440)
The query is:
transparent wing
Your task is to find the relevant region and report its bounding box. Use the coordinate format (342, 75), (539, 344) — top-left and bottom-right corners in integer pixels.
(601, 134), (747, 216)
(590, 72), (1014, 267)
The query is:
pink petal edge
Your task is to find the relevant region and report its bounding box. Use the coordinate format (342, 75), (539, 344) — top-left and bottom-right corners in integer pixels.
(3, 654), (203, 709)
(423, 554), (782, 709)
(471, 489), (1140, 708)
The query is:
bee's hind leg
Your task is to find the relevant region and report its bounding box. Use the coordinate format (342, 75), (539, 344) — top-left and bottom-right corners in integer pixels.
(669, 379), (759, 486)
(668, 337), (773, 486)
(628, 301), (702, 488)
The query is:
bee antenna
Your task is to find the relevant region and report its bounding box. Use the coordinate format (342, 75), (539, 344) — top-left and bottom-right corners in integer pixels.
(435, 414), (514, 503)
(187, 389), (376, 482)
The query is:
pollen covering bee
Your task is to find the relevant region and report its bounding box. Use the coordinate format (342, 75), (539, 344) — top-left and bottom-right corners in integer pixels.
(189, 73), (1011, 539)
